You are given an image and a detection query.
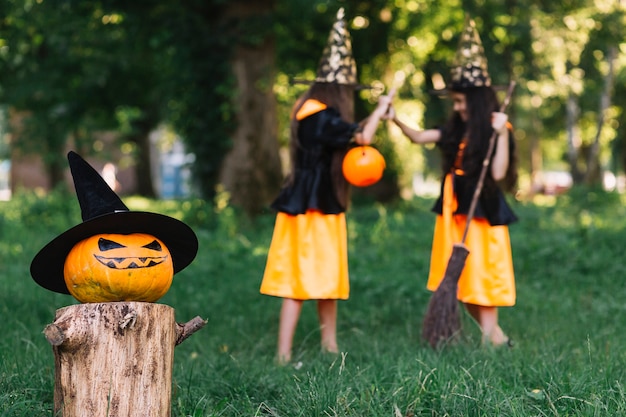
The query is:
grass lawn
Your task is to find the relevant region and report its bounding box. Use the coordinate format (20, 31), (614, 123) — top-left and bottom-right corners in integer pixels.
(2, 187), (626, 416)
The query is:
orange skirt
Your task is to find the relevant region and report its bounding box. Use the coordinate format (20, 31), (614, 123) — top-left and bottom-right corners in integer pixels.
(427, 174), (516, 307)
(260, 210), (349, 300)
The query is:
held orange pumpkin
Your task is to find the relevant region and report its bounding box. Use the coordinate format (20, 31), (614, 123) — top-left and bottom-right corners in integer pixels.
(63, 233), (174, 303)
(342, 146), (386, 187)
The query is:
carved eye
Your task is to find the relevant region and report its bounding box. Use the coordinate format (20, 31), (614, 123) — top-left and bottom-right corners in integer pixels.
(98, 238), (127, 251)
(142, 240), (162, 251)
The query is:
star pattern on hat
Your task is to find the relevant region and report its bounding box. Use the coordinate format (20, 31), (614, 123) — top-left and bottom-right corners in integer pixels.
(450, 16), (491, 89)
(314, 8), (358, 85)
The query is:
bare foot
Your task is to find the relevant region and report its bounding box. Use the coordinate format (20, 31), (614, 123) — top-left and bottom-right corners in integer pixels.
(276, 352), (291, 366)
(321, 342), (339, 355)
(483, 326), (511, 347)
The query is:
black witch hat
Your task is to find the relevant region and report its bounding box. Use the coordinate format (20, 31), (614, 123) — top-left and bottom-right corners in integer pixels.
(30, 151), (199, 295)
(293, 8), (371, 89)
(449, 16), (491, 89)
(432, 15), (494, 94)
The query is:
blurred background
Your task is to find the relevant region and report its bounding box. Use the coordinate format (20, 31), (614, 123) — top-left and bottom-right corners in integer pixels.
(0, 0), (624, 214)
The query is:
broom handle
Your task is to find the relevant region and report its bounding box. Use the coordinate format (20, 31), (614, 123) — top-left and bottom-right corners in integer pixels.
(460, 81), (516, 244)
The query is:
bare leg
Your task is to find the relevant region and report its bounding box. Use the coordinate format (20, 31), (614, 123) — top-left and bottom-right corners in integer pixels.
(464, 303), (508, 346)
(317, 299), (339, 354)
(277, 298), (303, 364)
(464, 303), (481, 323)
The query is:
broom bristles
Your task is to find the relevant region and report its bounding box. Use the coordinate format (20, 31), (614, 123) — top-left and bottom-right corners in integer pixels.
(422, 243), (469, 348)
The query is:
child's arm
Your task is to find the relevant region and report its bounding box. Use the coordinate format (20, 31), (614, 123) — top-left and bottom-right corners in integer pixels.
(387, 105), (440, 144)
(354, 89), (396, 145)
(490, 112), (510, 181)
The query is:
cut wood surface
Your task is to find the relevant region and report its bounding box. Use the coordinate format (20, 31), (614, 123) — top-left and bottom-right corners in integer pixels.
(43, 302), (206, 417)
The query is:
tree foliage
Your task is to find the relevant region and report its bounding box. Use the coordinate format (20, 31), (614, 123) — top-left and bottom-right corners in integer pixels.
(0, 0), (239, 198)
(1, 0), (625, 204)
(0, 1), (122, 184)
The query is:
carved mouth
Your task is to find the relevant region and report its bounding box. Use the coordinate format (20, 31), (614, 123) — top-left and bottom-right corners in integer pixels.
(94, 255), (168, 269)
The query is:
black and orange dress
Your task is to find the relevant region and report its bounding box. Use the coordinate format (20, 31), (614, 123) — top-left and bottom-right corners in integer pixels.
(260, 99), (358, 301)
(427, 132), (517, 307)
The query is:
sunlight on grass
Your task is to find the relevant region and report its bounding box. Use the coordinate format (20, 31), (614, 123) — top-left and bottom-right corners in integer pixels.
(529, 193), (558, 207)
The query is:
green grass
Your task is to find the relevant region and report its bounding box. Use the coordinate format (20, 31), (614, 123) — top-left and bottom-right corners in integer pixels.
(2, 187), (626, 416)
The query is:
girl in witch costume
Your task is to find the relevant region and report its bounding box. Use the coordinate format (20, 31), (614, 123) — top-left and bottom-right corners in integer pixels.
(260, 8), (393, 364)
(385, 17), (517, 347)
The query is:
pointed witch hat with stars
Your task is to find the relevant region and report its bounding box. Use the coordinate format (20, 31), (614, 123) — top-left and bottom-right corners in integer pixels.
(30, 151), (198, 295)
(432, 15), (497, 94)
(450, 15), (491, 89)
(293, 8), (371, 89)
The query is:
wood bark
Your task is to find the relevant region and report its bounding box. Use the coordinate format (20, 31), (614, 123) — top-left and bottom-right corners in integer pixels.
(43, 302), (205, 417)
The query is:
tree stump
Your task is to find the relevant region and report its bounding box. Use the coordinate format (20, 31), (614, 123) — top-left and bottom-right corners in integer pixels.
(43, 302), (206, 417)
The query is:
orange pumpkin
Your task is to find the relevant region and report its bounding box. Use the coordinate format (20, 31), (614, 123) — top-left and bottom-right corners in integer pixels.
(63, 233), (174, 303)
(342, 146), (386, 187)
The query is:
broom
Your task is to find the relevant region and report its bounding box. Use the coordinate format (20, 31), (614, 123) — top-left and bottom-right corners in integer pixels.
(421, 81), (516, 349)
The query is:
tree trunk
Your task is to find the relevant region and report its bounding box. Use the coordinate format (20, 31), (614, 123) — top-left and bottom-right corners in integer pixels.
(43, 302), (205, 417)
(529, 112), (544, 196)
(584, 46), (616, 185)
(130, 127), (157, 198)
(46, 146), (67, 189)
(566, 93), (584, 184)
(219, 0), (282, 215)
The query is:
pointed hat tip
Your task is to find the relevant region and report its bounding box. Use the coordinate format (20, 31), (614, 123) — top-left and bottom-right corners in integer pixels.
(66, 150), (129, 221)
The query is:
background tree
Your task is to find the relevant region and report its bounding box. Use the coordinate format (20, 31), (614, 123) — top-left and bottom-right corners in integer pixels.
(0, 1), (169, 196)
(1, 0), (284, 209)
(1, 1), (115, 187)
(1, 0), (625, 209)
(216, 0), (283, 214)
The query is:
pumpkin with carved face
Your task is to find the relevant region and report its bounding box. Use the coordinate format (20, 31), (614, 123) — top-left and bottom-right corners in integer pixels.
(63, 233), (174, 303)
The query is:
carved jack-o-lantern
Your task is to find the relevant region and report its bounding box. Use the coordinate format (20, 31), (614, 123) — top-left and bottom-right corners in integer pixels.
(63, 233), (174, 303)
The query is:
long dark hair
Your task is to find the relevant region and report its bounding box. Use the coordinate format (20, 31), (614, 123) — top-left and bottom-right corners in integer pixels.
(439, 86), (518, 193)
(288, 82), (355, 207)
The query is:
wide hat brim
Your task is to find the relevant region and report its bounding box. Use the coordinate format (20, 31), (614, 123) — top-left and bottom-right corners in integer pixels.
(30, 211), (199, 295)
(429, 83), (510, 96)
(291, 78), (375, 90)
